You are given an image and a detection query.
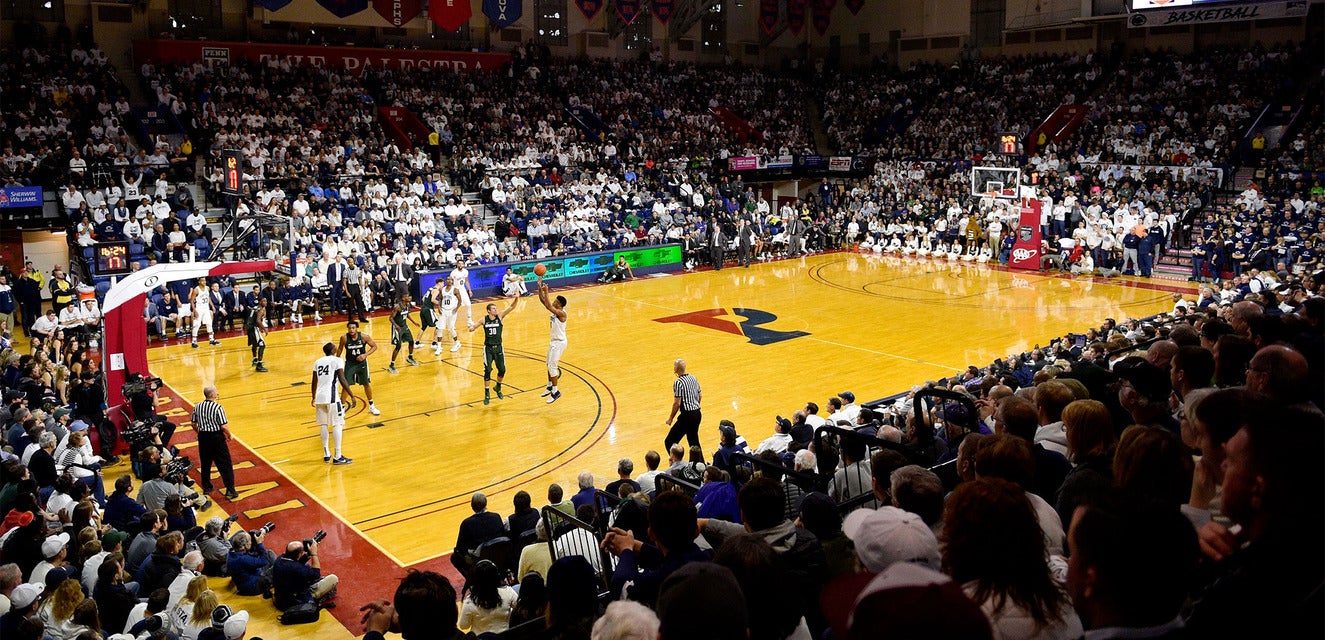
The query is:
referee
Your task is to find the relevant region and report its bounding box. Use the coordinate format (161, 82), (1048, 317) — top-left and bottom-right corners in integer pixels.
(665, 359), (703, 449)
(193, 385), (239, 500)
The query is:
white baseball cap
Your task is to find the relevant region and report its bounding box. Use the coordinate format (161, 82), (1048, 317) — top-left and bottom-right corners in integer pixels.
(42, 532), (70, 559)
(9, 582), (44, 609)
(841, 506), (940, 573)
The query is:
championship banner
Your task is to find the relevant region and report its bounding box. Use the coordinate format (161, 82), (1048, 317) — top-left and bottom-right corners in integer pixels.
(133, 39), (510, 74)
(316, 0), (369, 18)
(787, 0), (808, 35)
(253, 0), (294, 11)
(616, 0), (642, 25)
(653, 0), (673, 24)
(576, 0), (603, 20)
(482, 0), (521, 28)
(812, 0), (835, 35)
(1127, 0), (1307, 27)
(844, 0), (864, 14)
(758, 0), (779, 34)
(430, 0), (472, 31)
(373, 0), (421, 26)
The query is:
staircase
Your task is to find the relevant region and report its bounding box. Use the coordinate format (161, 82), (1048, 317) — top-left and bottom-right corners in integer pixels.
(806, 100), (831, 155)
(566, 106), (611, 141)
(377, 106), (430, 151)
(1026, 105), (1089, 156)
(709, 107), (764, 145)
(1153, 247), (1194, 282)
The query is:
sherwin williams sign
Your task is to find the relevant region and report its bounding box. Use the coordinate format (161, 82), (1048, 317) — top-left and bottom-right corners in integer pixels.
(0, 187), (42, 208)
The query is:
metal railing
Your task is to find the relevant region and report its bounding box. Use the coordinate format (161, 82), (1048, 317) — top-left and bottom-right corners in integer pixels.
(729, 452), (829, 494)
(654, 473), (701, 500)
(539, 506), (615, 593)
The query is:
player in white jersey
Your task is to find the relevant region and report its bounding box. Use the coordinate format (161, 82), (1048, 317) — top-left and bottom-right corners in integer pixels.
(188, 277), (219, 348)
(536, 277), (568, 404)
(437, 276), (464, 354)
(450, 260), (475, 329)
(311, 342), (354, 464)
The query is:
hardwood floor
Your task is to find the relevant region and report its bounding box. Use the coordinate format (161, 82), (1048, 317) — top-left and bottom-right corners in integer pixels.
(143, 251), (1190, 634)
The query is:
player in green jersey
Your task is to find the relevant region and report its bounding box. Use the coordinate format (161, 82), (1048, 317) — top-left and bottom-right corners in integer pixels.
(469, 293), (519, 405)
(388, 294), (421, 373)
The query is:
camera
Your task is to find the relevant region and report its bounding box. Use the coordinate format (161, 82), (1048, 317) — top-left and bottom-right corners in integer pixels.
(249, 521), (276, 539)
(162, 456), (195, 486)
(302, 529), (327, 554)
(121, 421), (155, 448)
(122, 374), (164, 398)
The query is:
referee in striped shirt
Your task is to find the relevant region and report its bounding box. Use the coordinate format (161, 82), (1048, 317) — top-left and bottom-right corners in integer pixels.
(665, 359), (703, 449)
(193, 385), (238, 500)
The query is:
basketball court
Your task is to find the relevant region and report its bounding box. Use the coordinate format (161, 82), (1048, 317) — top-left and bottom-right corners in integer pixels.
(140, 250), (1190, 634)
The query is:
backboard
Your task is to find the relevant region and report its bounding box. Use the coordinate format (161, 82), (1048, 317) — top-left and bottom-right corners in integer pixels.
(971, 166), (1022, 200)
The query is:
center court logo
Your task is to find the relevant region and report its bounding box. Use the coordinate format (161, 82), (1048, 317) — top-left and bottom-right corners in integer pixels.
(654, 308), (808, 346)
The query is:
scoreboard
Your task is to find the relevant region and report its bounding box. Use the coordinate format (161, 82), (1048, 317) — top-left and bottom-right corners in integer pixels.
(998, 133), (1020, 155)
(95, 241), (132, 276)
(220, 149), (244, 197)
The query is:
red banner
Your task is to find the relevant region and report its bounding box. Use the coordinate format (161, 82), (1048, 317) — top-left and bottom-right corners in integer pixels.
(787, 0), (808, 35)
(653, 0), (673, 23)
(132, 39), (509, 74)
(758, 0), (778, 34)
(430, 0), (472, 31)
(616, 0), (641, 24)
(372, 0), (421, 26)
(812, 0), (835, 35)
(844, 0), (864, 14)
(576, 0), (603, 20)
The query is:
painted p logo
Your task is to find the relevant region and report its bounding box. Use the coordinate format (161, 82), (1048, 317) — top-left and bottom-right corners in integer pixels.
(654, 308), (808, 346)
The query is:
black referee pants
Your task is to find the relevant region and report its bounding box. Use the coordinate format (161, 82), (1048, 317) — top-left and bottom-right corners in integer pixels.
(346, 285), (367, 322)
(665, 409), (702, 451)
(198, 431), (235, 493)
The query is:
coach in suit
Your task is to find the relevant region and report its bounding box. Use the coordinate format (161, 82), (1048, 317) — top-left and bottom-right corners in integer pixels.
(327, 254), (346, 313)
(709, 223), (726, 271)
(389, 256), (414, 300)
(786, 215), (806, 256)
(737, 219), (755, 267)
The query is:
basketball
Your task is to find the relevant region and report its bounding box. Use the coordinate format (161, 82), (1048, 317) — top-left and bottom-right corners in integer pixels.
(534, 263), (547, 277)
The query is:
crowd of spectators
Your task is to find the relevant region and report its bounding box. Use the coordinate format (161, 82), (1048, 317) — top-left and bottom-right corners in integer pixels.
(4, 33), (1324, 640)
(421, 264), (1322, 639)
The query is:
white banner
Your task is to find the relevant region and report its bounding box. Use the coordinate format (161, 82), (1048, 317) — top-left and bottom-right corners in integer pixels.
(1128, 1), (1308, 28)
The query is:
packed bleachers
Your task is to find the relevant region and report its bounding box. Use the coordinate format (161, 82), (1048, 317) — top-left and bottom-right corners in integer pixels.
(0, 45), (139, 190)
(2, 37), (1324, 640)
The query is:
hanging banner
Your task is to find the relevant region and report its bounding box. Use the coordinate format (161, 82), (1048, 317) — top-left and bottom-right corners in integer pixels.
(616, 0), (642, 25)
(316, 0), (369, 18)
(787, 0), (809, 35)
(844, 0), (864, 14)
(134, 39), (509, 74)
(373, 0), (421, 26)
(812, 0), (835, 34)
(430, 0), (472, 31)
(253, 0), (294, 11)
(652, 0), (673, 23)
(576, 0), (603, 20)
(482, 0), (521, 28)
(1127, 0), (1308, 27)
(758, 0), (779, 33)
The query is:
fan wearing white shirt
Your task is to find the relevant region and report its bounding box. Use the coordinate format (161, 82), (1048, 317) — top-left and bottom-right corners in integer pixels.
(311, 342), (354, 465)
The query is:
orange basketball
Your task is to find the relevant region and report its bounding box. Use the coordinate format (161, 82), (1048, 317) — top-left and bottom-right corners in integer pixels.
(533, 263), (547, 277)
